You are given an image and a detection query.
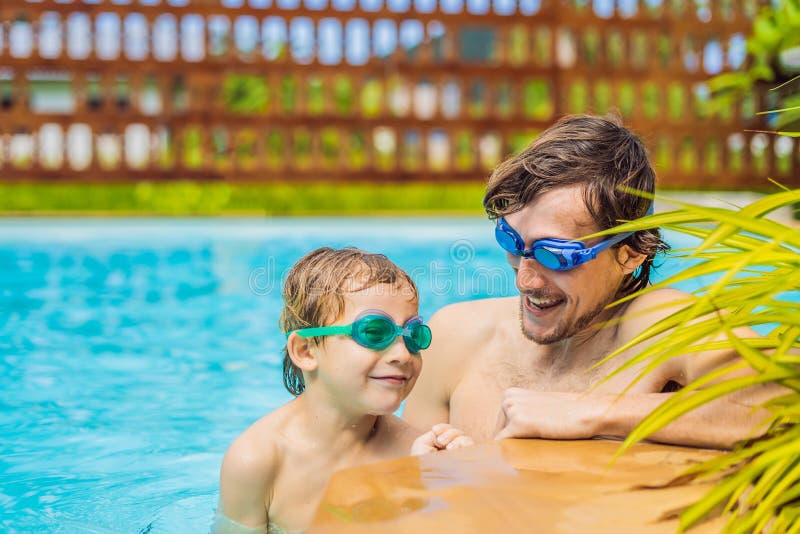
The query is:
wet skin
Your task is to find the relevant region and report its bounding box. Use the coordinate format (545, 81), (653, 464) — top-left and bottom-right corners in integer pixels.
(219, 284), (471, 532)
(405, 186), (776, 448)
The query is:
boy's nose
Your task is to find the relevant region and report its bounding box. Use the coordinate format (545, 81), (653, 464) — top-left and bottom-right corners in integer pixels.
(386, 337), (414, 364)
(516, 258), (548, 292)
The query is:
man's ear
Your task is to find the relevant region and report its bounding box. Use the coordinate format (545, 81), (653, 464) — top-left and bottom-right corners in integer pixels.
(286, 332), (319, 373)
(616, 245), (647, 275)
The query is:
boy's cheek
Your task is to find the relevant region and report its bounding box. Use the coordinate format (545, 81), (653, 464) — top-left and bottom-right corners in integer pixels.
(412, 360), (423, 380)
(407, 370), (422, 392)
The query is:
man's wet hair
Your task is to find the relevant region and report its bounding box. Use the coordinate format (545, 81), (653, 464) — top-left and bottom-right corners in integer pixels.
(278, 247), (418, 396)
(483, 114), (669, 298)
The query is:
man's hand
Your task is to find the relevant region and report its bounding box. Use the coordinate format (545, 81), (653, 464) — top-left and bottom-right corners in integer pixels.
(494, 388), (609, 441)
(411, 423), (475, 455)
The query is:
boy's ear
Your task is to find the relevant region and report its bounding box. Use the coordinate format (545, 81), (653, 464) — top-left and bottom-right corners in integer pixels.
(616, 245), (647, 275)
(286, 332), (319, 372)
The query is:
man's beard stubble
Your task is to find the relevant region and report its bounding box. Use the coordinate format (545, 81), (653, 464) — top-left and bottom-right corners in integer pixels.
(518, 293), (616, 345)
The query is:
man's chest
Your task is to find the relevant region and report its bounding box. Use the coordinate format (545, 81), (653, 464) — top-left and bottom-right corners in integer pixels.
(448, 355), (673, 442)
(448, 360), (590, 440)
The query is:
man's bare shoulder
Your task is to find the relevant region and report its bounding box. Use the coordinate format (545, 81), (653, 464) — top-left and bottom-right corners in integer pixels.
(428, 296), (517, 352)
(626, 287), (693, 311)
(617, 286), (767, 383)
(403, 297), (517, 428)
(617, 287), (694, 340)
(604, 287), (699, 387)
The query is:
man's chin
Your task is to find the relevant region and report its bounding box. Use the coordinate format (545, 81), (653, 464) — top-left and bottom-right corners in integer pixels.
(521, 327), (566, 345)
(519, 319), (566, 345)
(519, 305), (566, 344)
(519, 293), (616, 346)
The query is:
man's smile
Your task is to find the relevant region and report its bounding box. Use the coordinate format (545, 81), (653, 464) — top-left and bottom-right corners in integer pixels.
(522, 290), (566, 315)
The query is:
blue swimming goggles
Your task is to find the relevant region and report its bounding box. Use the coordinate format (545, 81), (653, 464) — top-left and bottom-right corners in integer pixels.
(288, 310), (432, 354)
(495, 204), (652, 271)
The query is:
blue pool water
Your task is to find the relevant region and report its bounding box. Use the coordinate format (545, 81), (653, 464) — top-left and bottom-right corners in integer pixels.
(0, 218), (726, 533)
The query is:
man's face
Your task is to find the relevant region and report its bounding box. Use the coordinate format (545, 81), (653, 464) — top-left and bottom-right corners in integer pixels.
(503, 185), (628, 345)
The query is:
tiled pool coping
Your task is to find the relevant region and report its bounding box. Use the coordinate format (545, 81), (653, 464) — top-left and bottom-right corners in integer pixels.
(311, 439), (725, 533)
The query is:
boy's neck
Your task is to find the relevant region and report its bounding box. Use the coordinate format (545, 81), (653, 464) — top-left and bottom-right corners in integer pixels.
(290, 388), (383, 453)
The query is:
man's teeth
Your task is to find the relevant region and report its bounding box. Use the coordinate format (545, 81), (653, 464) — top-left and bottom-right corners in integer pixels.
(527, 296), (560, 308)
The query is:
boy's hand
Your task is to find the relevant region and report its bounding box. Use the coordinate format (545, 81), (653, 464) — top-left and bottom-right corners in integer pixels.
(411, 423), (474, 455)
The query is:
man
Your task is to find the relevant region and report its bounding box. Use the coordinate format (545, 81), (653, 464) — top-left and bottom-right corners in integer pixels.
(404, 114), (773, 449)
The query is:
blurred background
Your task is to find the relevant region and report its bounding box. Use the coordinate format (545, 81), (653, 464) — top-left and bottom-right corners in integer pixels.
(1, 1), (800, 533)
(0, 0), (798, 215)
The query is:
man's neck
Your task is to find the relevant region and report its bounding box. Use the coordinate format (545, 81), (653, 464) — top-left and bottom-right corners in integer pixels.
(525, 306), (626, 377)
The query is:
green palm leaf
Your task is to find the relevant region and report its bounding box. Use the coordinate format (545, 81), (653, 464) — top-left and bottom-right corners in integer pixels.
(599, 186), (800, 531)
(618, 370), (789, 458)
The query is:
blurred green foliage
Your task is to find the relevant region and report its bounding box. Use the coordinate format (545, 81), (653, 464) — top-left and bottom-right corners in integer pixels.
(709, 0), (800, 132)
(602, 189), (800, 532)
(0, 182), (486, 215)
(222, 75), (267, 114)
(522, 80), (554, 119)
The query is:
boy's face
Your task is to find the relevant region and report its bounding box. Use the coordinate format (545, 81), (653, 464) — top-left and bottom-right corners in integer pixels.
(313, 282), (423, 416)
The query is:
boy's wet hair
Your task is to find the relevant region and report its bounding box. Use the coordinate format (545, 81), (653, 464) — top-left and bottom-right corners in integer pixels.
(279, 247), (418, 396)
(483, 114), (669, 299)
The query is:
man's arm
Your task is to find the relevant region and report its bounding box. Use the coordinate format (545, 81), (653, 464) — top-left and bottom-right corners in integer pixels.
(404, 300), (490, 429)
(403, 307), (457, 429)
(494, 384), (775, 449)
(598, 384), (776, 448)
(495, 288), (783, 449)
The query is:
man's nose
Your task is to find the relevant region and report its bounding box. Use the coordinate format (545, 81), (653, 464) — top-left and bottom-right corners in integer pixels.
(516, 258), (548, 291)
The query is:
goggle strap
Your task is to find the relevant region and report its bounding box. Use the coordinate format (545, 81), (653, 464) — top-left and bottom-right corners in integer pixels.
(592, 230), (633, 253)
(289, 324), (352, 339)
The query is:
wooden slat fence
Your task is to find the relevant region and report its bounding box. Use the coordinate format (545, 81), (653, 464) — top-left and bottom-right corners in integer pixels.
(0, 0), (796, 188)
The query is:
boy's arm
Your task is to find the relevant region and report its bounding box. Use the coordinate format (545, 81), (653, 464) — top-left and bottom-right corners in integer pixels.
(218, 437), (276, 530)
(411, 423), (474, 455)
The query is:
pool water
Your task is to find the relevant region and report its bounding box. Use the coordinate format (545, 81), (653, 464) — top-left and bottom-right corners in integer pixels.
(0, 218), (728, 533)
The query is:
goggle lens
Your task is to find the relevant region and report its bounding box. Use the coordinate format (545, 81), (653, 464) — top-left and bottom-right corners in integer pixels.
(352, 315), (432, 353)
(533, 248), (564, 270)
(495, 225), (523, 256)
(404, 322), (432, 353)
(354, 316), (396, 350)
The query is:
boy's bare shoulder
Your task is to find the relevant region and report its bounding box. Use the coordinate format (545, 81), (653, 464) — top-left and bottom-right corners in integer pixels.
(220, 408), (290, 501)
(381, 414), (422, 450)
(223, 426), (275, 476)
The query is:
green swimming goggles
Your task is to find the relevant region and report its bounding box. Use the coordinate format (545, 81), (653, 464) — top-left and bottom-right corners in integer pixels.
(288, 310), (432, 354)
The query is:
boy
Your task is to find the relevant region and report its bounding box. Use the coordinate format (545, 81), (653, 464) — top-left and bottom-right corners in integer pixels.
(216, 248), (472, 533)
